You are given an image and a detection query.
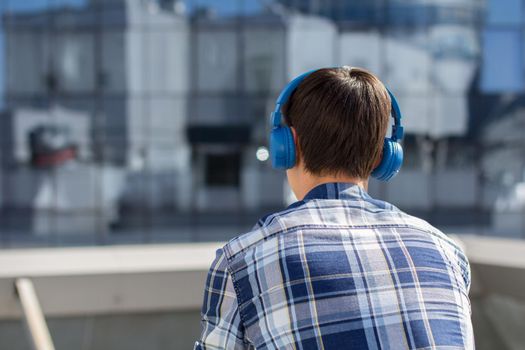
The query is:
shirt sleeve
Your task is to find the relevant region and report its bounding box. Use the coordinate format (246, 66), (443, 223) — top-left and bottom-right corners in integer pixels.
(195, 248), (251, 350)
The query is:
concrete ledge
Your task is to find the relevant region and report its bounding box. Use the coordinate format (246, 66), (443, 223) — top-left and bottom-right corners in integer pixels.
(457, 235), (525, 300)
(456, 235), (525, 269)
(1, 235), (525, 320)
(0, 243), (222, 319)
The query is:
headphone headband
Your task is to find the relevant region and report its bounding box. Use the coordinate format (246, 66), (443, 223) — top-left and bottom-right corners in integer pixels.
(271, 68), (404, 142)
(387, 89), (404, 141)
(271, 70), (316, 127)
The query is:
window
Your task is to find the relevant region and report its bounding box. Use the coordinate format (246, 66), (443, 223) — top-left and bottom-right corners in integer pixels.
(487, 0), (522, 26)
(481, 29), (523, 92)
(205, 152), (241, 187)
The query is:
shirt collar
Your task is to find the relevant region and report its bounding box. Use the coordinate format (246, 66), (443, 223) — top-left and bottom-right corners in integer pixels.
(302, 182), (371, 201)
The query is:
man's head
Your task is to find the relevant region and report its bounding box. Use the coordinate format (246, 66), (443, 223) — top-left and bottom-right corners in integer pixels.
(282, 67), (391, 198)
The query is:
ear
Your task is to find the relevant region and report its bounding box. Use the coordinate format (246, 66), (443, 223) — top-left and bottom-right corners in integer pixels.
(290, 127), (298, 146)
(290, 127), (300, 162)
(373, 152), (382, 168)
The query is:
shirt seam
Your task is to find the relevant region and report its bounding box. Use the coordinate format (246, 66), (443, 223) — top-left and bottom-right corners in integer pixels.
(224, 253), (254, 347)
(225, 222), (463, 263)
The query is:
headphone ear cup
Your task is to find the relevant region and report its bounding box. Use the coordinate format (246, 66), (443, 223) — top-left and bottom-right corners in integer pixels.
(371, 138), (404, 181)
(270, 126), (296, 169)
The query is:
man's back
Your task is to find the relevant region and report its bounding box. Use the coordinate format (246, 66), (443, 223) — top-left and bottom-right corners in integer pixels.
(196, 183), (473, 349)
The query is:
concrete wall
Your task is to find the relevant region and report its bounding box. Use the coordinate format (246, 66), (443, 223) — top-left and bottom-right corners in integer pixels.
(0, 243), (220, 349)
(0, 311), (201, 350)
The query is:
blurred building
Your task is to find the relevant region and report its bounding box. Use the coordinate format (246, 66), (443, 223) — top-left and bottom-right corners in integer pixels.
(4, 0), (190, 167)
(275, 0), (484, 223)
(188, 11), (337, 211)
(1, 0), (524, 239)
(1, 0), (192, 235)
(277, 0), (480, 25)
(477, 0), (525, 236)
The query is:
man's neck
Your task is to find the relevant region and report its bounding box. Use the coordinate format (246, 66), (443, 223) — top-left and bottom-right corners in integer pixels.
(295, 174), (368, 200)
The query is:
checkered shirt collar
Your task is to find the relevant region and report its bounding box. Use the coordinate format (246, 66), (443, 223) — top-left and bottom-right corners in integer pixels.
(302, 182), (371, 201)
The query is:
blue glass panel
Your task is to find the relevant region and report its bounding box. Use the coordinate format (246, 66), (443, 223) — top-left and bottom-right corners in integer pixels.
(0, 31), (4, 110)
(185, 0), (242, 17)
(481, 29), (523, 92)
(6, 0), (50, 13)
(487, 0), (523, 25)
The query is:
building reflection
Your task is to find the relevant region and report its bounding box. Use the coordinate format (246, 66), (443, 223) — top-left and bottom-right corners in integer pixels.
(0, 0), (523, 244)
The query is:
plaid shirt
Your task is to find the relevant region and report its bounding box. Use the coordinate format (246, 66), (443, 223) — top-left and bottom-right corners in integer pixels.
(195, 183), (474, 349)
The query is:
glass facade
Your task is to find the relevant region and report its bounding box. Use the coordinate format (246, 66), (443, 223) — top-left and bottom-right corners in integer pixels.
(0, 0), (523, 247)
(482, 0), (525, 92)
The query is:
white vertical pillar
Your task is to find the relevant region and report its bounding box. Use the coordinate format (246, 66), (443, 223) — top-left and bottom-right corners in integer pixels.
(15, 278), (55, 350)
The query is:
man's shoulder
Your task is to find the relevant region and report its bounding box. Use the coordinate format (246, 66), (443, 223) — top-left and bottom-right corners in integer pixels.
(396, 212), (466, 251)
(221, 200), (309, 263)
(221, 198), (467, 272)
(384, 210), (471, 287)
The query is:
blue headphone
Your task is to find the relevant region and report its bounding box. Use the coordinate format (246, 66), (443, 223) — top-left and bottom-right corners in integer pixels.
(270, 68), (404, 181)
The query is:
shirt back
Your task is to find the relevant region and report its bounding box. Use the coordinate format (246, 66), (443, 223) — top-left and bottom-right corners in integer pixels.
(196, 183), (474, 350)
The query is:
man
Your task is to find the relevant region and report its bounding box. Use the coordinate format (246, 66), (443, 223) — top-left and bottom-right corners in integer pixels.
(195, 67), (474, 349)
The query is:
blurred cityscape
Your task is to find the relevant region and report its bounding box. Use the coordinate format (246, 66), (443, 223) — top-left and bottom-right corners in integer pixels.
(0, 1), (524, 349)
(0, 0), (523, 247)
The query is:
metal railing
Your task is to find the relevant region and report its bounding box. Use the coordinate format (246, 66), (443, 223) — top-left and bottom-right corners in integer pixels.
(14, 278), (55, 350)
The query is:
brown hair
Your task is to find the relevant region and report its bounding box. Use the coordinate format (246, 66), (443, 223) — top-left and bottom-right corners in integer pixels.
(283, 67), (391, 179)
